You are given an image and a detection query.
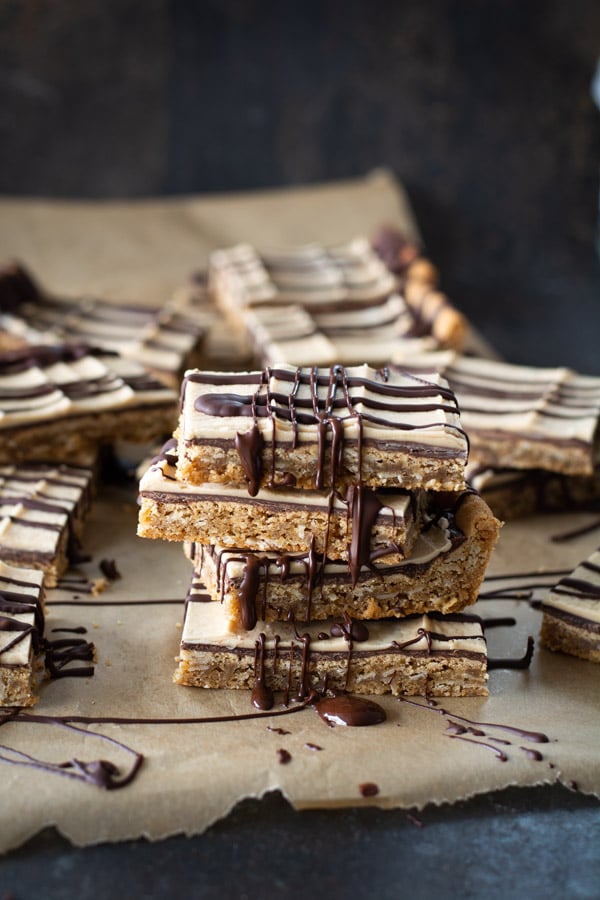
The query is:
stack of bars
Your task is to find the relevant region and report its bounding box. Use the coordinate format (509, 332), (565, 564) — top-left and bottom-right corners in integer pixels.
(138, 363), (501, 701)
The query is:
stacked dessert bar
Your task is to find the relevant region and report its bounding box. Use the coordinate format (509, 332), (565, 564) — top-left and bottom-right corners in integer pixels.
(207, 236), (467, 369)
(138, 363), (500, 699)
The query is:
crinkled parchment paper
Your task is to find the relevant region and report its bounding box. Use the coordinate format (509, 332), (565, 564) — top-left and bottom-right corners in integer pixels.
(0, 171), (598, 852)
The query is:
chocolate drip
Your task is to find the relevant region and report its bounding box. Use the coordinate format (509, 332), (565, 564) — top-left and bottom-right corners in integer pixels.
(347, 485), (389, 585)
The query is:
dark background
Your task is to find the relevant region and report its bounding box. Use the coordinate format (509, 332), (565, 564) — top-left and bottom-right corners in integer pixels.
(0, 0), (599, 370)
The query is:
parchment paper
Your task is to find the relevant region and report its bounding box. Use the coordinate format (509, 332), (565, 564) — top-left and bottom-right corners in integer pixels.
(0, 171), (598, 852)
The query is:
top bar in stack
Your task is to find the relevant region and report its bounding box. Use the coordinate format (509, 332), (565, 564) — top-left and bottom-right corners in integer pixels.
(175, 364), (469, 494)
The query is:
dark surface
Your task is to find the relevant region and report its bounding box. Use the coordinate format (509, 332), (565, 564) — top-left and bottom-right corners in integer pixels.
(0, 5), (599, 896)
(1, 787), (599, 900)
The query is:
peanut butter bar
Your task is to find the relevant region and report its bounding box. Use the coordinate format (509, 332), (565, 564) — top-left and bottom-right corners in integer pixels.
(0, 262), (208, 388)
(185, 492), (500, 630)
(466, 463), (600, 521)
(138, 452), (424, 566)
(174, 586), (488, 697)
(210, 238), (466, 364)
(393, 352), (600, 477)
(176, 364), (468, 493)
(0, 562), (45, 706)
(541, 549), (600, 662)
(0, 463), (94, 586)
(0, 345), (177, 465)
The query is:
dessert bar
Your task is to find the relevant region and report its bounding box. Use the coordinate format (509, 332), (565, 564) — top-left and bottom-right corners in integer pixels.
(393, 352), (600, 477)
(209, 238), (467, 365)
(541, 549), (600, 662)
(174, 582), (489, 697)
(138, 452), (424, 563)
(0, 462), (94, 586)
(0, 561), (45, 706)
(466, 464), (600, 521)
(0, 344), (178, 465)
(0, 262), (208, 388)
(176, 364), (468, 493)
(185, 491), (500, 629)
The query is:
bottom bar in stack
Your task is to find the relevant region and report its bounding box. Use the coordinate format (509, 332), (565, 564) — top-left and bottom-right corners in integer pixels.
(174, 579), (489, 698)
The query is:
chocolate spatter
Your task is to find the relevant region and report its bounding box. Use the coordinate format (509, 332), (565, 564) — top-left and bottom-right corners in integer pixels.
(277, 748), (292, 765)
(488, 636), (535, 670)
(267, 726), (291, 735)
(315, 694), (387, 727)
(304, 742), (323, 751)
(359, 782), (379, 797)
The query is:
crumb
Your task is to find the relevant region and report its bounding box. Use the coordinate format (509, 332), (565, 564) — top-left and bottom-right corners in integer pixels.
(175, 622), (182, 629)
(105, 659), (111, 667)
(92, 623), (99, 629)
